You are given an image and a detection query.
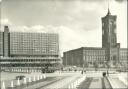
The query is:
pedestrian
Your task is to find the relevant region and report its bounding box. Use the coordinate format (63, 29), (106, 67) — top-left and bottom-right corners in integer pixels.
(84, 70), (86, 74)
(81, 70), (83, 74)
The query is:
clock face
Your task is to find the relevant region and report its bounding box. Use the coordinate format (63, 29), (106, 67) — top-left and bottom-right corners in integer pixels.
(109, 20), (116, 33)
(110, 20), (116, 26)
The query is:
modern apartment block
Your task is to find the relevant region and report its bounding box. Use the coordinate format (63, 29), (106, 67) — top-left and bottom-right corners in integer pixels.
(0, 26), (61, 72)
(9, 32), (59, 57)
(63, 10), (127, 69)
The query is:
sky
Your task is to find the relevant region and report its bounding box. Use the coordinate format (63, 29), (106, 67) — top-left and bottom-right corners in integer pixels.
(0, 0), (127, 56)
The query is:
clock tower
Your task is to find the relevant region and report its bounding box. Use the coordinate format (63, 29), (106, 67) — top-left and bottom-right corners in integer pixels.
(102, 9), (117, 48)
(102, 9), (120, 68)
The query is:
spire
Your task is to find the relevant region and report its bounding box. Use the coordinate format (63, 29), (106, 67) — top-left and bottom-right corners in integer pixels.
(107, 8), (111, 15)
(107, 0), (111, 15)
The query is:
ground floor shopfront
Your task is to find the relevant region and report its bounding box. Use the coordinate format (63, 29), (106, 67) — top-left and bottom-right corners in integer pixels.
(0, 57), (62, 73)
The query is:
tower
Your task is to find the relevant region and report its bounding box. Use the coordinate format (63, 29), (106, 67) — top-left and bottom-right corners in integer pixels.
(3, 26), (10, 57)
(102, 8), (120, 68)
(102, 9), (117, 48)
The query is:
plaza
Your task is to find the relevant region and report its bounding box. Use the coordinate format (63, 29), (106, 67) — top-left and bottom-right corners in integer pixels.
(0, 71), (127, 89)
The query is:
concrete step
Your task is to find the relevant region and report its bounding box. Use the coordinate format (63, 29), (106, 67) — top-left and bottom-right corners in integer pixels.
(108, 77), (127, 88)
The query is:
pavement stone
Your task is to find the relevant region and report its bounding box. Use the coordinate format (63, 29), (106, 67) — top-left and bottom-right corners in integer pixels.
(89, 77), (102, 88)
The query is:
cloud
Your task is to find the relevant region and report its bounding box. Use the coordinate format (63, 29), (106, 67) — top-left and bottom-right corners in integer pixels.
(0, 0), (127, 55)
(0, 0), (105, 31)
(0, 24), (102, 56)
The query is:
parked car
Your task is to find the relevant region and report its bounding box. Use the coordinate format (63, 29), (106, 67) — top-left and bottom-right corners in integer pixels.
(16, 75), (25, 80)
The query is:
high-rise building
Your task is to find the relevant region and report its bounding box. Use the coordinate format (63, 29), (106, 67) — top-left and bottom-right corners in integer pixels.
(9, 32), (59, 57)
(0, 26), (61, 72)
(3, 26), (10, 57)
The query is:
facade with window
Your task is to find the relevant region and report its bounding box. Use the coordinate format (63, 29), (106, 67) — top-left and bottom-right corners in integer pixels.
(63, 47), (107, 68)
(0, 26), (61, 72)
(119, 48), (128, 69)
(9, 32), (59, 57)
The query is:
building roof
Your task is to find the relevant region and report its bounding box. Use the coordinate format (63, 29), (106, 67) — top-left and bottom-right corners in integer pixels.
(64, 47), (106, 53)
